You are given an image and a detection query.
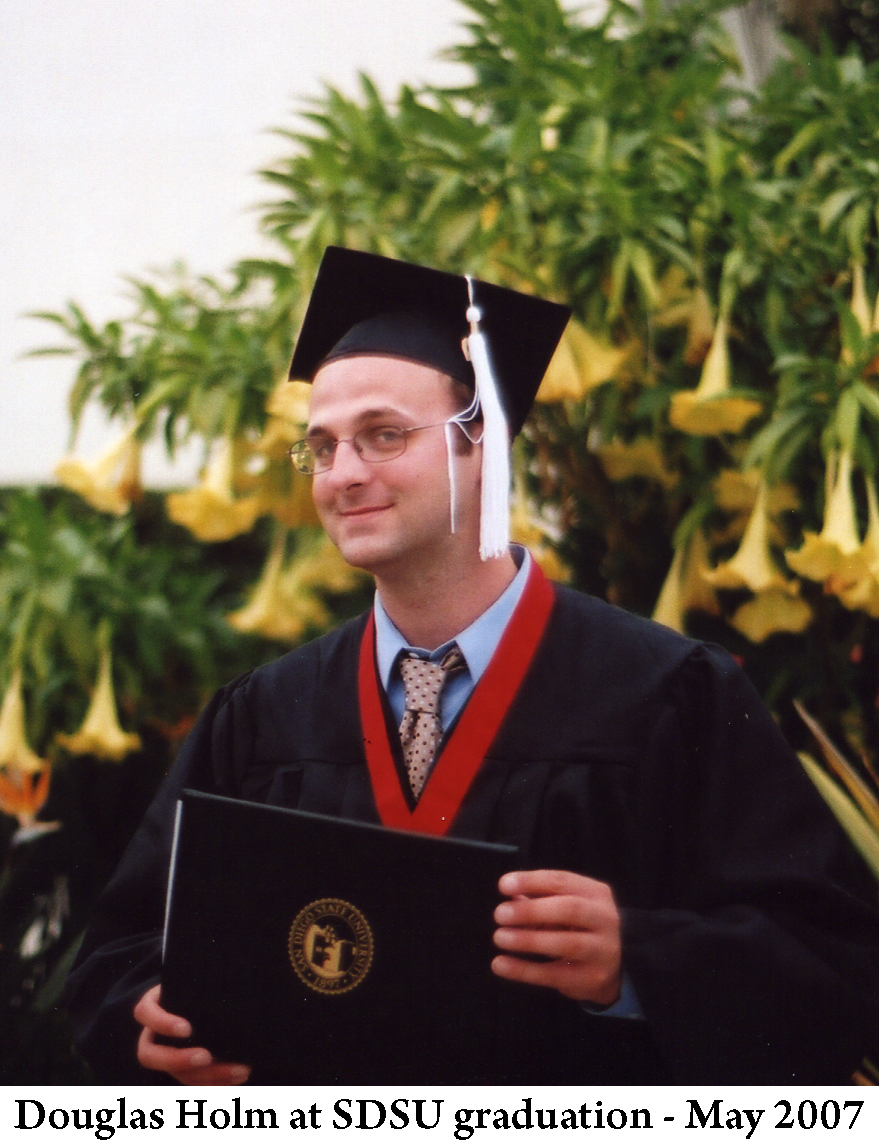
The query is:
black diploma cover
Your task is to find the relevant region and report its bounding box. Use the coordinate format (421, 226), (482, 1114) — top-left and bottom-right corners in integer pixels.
(160, 790), (519, 1083)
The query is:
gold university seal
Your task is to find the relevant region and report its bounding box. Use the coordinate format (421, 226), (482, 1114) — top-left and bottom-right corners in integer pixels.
(288, 898), (374, 994)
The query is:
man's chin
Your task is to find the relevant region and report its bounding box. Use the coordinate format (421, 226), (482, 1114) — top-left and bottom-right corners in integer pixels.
(333, 537), (396, 576)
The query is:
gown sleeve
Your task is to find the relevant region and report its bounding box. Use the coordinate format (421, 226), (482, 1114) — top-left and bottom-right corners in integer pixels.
(620, 642), (879, 1084)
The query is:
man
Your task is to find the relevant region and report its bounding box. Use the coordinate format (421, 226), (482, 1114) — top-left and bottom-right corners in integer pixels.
(67, 247), (879, 1085)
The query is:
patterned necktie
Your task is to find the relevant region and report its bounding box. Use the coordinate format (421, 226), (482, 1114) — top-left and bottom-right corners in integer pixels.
(397, 646), (465, 798)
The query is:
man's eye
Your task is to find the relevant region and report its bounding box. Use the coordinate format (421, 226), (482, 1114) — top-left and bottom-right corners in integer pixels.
(310, 438), (336, 460)
(367, 427), (405, 449)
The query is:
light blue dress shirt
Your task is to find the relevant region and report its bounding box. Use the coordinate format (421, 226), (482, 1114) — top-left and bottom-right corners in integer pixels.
(374, 548), (531, 730)
(373, 545), (643, 1022)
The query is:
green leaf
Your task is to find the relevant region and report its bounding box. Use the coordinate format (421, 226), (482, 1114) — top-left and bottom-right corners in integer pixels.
(819, 188), (860, 234)
(606, 242), (630, 322)
(772, 120), (824, 176)
(798, 754), (879, 882)
(628, 243), (659, 309)
(742, 407), (810, 471)
(843, 199), (871, 261)
(854, 381), (879, 426)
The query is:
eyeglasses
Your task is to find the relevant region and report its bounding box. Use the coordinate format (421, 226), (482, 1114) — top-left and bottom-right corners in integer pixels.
(289, 421), (455, 475)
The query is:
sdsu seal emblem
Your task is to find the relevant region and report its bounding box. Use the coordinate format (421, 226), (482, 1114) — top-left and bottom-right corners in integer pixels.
(288, 898), (373, 994)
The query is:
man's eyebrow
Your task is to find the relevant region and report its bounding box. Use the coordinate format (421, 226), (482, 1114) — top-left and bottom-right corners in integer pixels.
(306, 407), (412, 436)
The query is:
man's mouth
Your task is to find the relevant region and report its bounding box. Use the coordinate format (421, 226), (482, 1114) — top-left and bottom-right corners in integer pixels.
(338, 504), (391, 517)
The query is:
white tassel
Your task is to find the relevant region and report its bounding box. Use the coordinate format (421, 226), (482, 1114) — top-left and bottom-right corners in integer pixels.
(444, 422), (458, 535)
(465, 276), (510, 560)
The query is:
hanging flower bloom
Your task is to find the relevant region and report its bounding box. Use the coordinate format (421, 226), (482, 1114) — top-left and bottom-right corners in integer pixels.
(596, 437), (679, 490)
(295, 534), (367, 595)
(0, 666), (46, 776)
(536, 319), (632, 403)
(652, 544), (688, 632)
(257, 379), (313, 460)
(713, 469), (800, 516)
(652, 529), (720, 633)
(55, 425), (142, 515)
(683, 284), (716, 366)
(653, 269), (715, 364)
(704, 482), (796, 594)
(827, 472), (879, 617)
(266, 378), (312, 425)
(0, 666), (52, 828)
(730, 588), (813, 643)
(841, 264), (879, 373)
(57, 648), (141, 761)
(786, 450), (864, 584)
(166, 437), (263, 541)
(227, 531), (331, 643)
(669, 314), (762, 435)
(257, 467), (322, 529)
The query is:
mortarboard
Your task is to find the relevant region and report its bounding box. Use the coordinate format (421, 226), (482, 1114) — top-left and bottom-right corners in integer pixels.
(288, 247), (570, 559)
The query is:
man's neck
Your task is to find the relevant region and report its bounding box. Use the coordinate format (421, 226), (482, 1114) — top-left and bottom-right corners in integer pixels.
(375, 550), (519, 650)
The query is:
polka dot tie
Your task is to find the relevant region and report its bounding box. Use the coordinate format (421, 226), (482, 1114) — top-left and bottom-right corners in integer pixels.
(398, 646), (465, 799)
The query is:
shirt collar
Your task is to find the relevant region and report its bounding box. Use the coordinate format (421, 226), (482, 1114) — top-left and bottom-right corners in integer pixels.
(374, 546), (531, 691)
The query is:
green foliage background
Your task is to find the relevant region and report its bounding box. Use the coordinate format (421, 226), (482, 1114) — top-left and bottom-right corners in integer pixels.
(3, 0), (879, 1081)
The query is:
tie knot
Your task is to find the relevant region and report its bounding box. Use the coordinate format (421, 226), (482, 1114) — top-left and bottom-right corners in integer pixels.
(398, 646), (465, 716)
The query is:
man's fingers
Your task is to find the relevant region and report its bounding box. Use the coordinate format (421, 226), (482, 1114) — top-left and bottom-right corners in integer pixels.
(495, 892), (614, 931)
(494, 925), (608, 961)
(491, 951), (621, 1004)
(499, 869), (604, 899)
(137, 1027), (207, 1074)
(492, 869), (623, 1005)
(133, 984), (192, 1040)
(137, 1027), (250, 1085)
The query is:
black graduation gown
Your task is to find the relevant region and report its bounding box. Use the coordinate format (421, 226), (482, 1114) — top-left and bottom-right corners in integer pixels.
(66, 584), (879, 1085)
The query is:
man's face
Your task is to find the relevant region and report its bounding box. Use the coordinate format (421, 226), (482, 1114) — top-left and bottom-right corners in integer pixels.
(307, 355), (481, 579)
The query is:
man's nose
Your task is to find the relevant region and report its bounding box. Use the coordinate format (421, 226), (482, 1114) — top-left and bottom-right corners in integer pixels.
(325, 438), (371, 486)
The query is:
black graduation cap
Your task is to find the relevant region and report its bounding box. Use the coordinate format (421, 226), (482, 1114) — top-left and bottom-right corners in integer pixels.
(288, 246), (570, 437)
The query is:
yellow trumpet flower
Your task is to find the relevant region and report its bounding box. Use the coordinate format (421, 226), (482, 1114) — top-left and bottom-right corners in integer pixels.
(257, 380), (313, 460)
(704, 483), (795, 594)
(166, 437), (263, 542)
(841, 264), (879, 373)
(713, 470), (800, 516)
(653, 265), (692, 325)
(786, 451), (864, 584)
(55, 425), (142, 515)
(669, 315), (762, 435)
(652, 544), (688, 633)
(652, 529), (720, 633)
(0, 667), (52, 828)
(730, 588), (813, 643)
(227, 531), (331, 643)
(595, 438), (678, 490)
(0, 666), (47, 776)
(257, 468), (322, 530)
(57, 648), (141, 761)
(536, 319), (631, 403)
(828, 473), (879, 617)
(683, 284), (716, 367)
(295, 534), (366, 595)
(266, 378), (312, 424)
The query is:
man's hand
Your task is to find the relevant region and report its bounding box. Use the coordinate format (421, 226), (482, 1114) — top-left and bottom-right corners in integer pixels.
(134, 984), (251, 1085)
(492, 869), (622, 1005)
